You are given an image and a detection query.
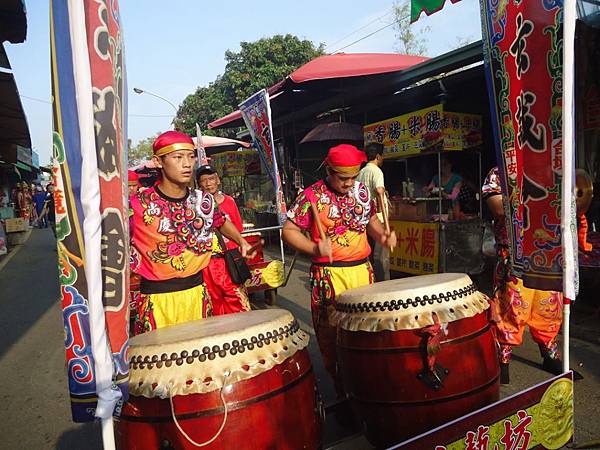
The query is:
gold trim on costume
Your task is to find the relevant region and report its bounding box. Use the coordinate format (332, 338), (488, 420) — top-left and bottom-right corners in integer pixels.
(154, 143), (195, 157)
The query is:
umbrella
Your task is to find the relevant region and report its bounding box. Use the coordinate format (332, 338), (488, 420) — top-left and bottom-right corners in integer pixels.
(192, 135), (251, 149)
(299, 122), (364, 144)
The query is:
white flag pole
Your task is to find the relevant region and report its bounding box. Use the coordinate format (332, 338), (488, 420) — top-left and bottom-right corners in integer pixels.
(561, 0), (577, 374)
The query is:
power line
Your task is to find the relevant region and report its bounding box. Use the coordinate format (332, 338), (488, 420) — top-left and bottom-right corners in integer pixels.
(130, 113), (173, 118)
(325, 8), (394, 50)
(20, 94), (51, 104)
(330, 12), (409, 54)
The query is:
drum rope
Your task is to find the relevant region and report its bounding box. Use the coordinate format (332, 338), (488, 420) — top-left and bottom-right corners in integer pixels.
(169, 371), (231, 447)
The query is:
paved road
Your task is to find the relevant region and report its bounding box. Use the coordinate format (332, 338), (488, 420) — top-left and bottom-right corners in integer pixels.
(0, 230), (598, 449)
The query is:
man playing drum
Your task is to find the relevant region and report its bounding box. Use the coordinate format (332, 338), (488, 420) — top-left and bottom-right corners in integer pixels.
(282, 144), (397, 393)
(129, 131), (254, 335)
(197, 164), (251, 315)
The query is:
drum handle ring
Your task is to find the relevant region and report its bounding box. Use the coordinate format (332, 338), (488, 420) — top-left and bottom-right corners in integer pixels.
(169, 371), (231, 447)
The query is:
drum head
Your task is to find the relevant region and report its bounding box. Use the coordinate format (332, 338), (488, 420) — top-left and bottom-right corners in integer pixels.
(129, 309), (308, 398)
(333, 273), (489, 332)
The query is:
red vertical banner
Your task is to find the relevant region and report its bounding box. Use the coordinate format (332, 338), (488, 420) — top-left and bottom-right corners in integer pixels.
(481, 0), (564, 290)
(51, 0), (128, 422)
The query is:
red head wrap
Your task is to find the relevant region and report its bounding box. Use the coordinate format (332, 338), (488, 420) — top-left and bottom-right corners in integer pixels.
(127, 170), (139, 185)
(324, 144), (367, 175)
(153, 131), (195, 157)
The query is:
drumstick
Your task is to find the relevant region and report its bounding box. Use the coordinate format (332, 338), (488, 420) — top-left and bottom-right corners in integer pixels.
(377, 191), (395, 253)
(244, 239), (264, 258)
(310, 202), (332, 263)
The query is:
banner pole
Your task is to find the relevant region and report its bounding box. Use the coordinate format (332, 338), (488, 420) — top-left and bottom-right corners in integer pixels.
(562, 0), (577, 374)
(101, 418), (116, 450)
(562, 300), (571, 373)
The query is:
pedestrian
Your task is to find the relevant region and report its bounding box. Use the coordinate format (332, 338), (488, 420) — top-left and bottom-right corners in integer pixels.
(129, 131), (255, 335)
(32, 185), (47, 228)
(16, 182), (28, 220)
(282, 143), (396, 394)
(40, 184), (56, 237)
(357, 142), (389, 281)
(197, 164), (251, 315)
(482, 166), (567, 384)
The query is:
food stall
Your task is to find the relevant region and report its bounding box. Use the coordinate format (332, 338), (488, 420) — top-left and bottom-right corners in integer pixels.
(364, 104), (485, 276)
(209, 149), (285, 304)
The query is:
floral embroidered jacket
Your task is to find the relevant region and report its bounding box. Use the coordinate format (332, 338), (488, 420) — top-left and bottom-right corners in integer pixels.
(130, 186), (224, 281)
(287, 179), (375, 263)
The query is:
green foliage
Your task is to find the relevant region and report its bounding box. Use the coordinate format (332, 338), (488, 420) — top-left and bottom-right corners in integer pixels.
(175, 34), (324, 136)
(392, 0), (430, 56)
(128, 134), (158, 167)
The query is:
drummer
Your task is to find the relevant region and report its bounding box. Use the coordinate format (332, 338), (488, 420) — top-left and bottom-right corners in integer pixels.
(196, 164), (251, 315)
(282, 143), (397, 392)
(129, 131), (254, 335)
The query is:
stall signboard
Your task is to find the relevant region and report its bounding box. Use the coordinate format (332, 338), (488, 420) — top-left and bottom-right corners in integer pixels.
(211, 150), (260, 178)
(239, 89), (287, 225)
(364, 105), (483, 158)
(16, 145), (32, 166)
(481, 0), (566, 292)
(389, 220), (439, 274)
(390, 373), (573, 450)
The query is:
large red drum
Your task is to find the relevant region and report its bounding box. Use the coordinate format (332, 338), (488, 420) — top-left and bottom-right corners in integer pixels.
(116, 309), (322, 449)
(334, 273), (499, 448)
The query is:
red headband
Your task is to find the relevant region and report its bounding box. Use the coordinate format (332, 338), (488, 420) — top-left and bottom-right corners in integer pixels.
(325, 144), (367, 174)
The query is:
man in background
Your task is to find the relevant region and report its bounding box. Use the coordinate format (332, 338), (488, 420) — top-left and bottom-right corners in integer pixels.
(197, 164), (251, 315)
(357, 142), (390, 281)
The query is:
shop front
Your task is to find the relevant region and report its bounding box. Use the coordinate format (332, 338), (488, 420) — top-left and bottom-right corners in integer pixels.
(364, 104), (486, 276)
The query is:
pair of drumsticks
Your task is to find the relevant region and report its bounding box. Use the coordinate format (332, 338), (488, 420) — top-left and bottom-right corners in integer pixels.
(309, 191), (393, 262)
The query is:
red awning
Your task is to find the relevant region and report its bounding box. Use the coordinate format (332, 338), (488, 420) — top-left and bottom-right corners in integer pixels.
(208, 53), (428, 129)
(288, 53), (428, 83)
(208, 109), (243, 130)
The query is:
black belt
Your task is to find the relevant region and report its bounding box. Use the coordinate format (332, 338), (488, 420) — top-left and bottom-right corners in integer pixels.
(211, 252), (225, 259)
(140, 270), (204, 294)
(311, 257), (369, 268)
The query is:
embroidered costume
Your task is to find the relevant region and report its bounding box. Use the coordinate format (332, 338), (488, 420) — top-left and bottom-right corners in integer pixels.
(482, 167), (561, 365)
(287, 144), (376, 391)
(129, 131), (224, 335)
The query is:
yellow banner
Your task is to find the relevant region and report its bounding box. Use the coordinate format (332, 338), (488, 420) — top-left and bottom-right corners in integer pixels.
(210, 150), (259, 177)
(364, 105), (483, 157)
(389, 220), (439, 274)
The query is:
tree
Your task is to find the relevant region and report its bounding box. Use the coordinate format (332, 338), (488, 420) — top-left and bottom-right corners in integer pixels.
(392, 0), (430, 56)
(128, 134), (158, 167)
(175, 34), (324, 136)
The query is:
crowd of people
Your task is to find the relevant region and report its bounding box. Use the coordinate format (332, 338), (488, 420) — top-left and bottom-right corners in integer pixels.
(0, 181), (55, 232)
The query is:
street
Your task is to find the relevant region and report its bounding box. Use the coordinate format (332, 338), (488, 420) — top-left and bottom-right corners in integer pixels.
(0, 229), (598, 449)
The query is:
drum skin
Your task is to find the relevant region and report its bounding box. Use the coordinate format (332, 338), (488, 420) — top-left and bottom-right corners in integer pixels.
(116, 348), (321, 450)
(337, 312), (499, 448)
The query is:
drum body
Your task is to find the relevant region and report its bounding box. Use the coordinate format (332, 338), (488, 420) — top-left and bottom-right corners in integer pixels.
(116, 310), (321, 450)
(334, 273), (499, 448)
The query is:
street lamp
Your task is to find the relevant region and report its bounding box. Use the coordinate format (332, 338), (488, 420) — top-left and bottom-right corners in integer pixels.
(132, 87), (178, 115)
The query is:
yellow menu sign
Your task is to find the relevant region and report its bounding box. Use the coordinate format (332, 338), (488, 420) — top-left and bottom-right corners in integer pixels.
(389, 221), (439, 274)
(364, 104), (483, 157)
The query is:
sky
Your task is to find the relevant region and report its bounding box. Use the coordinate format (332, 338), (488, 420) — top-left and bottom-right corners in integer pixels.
(5, 0), (482, 166)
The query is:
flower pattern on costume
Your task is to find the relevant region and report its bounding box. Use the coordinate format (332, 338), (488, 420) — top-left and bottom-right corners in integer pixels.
(130, 186), (224, 280)
(287, 179), (375, 262)
(482, 167), (562, 359)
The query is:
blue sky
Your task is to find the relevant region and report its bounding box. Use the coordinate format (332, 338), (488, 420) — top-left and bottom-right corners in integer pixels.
(5, 0), (482, 166)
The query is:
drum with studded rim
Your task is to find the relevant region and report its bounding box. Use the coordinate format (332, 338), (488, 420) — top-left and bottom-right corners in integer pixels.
(333, 273), (499, 448)
(115, 309), (322, 449)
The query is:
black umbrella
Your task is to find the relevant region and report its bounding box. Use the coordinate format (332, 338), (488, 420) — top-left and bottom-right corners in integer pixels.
(299, 122), (364, 144)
